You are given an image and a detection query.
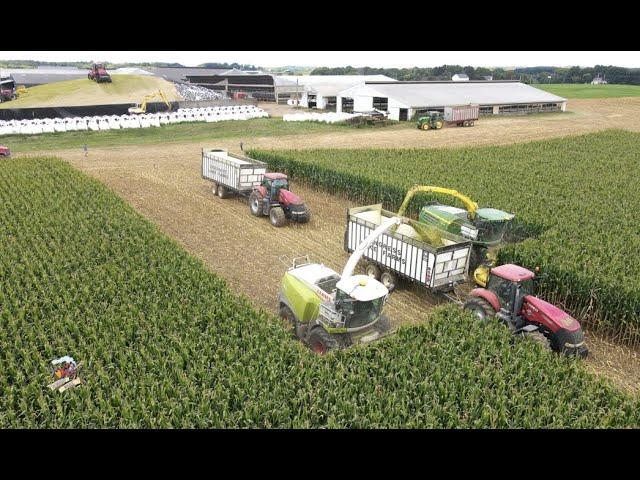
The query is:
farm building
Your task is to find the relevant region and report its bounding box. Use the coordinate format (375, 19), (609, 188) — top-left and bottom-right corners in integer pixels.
(146, 67), (304, 103)
(335, 80), (568, 121)
(277, 75), (397, 109)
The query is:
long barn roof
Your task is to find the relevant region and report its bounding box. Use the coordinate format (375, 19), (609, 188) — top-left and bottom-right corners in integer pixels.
(339, 81), (566, 107)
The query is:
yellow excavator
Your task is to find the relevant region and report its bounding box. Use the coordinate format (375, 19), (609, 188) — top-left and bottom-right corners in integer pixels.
(128, 90), (172, 115)
(395, 185), (515, 284)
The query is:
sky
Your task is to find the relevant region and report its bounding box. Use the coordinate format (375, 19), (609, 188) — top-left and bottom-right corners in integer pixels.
(1, 51), (638, 68)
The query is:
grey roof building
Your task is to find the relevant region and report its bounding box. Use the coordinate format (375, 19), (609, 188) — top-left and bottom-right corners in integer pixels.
(336, 80), (568, 120)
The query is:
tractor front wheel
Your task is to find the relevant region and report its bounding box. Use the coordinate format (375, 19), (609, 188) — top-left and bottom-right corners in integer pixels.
(421, 123), (430, 130)
(249, 191), (263, 216)
(269, 206), (287, 227)
(279, 305), (299, 338)
(308, 327), (340, 355)
(548, 328), (589, 358)
(463, 297), (495, 323)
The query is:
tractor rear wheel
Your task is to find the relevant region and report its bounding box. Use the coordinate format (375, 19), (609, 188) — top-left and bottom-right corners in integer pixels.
(435, 120), (443, 129)
(366, 263), (381, 280)
(249, 191), (263, 216)
(308, 327), (340, 355)
(217, 184), (229, 199)
(269, 206), (287, 227)
(380, 271), (397, 292)
(463, 297), (495, 323)
(279, 305), (299, 338)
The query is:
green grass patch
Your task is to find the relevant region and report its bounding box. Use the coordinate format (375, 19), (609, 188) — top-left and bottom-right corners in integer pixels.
(1, 75), (179, 109)
(1, 118), (364, 153)
(535, 83), (640, 99)
(0, 157), (637, 427)
(251, 130), (640, 344)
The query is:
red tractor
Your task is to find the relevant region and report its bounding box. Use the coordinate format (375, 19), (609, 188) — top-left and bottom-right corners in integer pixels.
(0, 77), (17, 102)
(249, 173), (310, 227)
(88, 63), (112, 83)
(0, 146), (11, 157)
(464, 264), (588, 357)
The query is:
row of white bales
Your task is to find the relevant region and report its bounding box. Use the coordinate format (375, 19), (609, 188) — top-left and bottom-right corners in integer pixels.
(282, 111), (368, 124)
(0, 105), (269, 136)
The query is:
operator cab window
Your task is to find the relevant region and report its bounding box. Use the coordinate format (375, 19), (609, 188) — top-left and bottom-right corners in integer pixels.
(316, 275), (339, 295)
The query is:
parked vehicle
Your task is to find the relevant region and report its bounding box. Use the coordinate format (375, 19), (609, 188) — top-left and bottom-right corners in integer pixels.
(417, 105), (479, 130)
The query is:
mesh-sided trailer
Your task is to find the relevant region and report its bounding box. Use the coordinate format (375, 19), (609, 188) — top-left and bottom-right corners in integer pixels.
(201, 148), (267, 198)
(345, 204), (472, 292)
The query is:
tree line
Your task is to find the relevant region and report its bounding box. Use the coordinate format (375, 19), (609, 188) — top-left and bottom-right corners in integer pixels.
(309, 65), (640, 84)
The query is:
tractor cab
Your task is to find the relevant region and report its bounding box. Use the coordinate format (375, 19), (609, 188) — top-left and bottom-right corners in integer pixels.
(332, 275), (388, 330)
(487, 264), (535, 324)
(420, 203), (514, 247)
(262, 173), (289, 200)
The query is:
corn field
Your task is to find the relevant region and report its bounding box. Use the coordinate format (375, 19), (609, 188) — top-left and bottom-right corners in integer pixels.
(251, 130), (640, 346)
(0, 157), (638, 428)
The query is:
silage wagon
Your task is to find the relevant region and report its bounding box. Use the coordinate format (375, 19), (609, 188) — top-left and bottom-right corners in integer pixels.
(344, 204), (472, 292)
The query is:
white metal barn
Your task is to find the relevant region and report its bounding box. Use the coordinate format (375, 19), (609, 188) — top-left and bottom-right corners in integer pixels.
(277, 75), (397, 109)
(336, 81), (568, 121)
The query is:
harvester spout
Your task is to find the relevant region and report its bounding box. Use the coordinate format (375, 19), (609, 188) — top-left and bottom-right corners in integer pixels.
(341, 216), (402, 279)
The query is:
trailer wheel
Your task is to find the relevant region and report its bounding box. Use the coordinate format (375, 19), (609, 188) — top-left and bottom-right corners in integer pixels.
(365, 263), (381, 280)
(211, 182), (218, 195)
(269, 206), (287, 227)
(217, 184), (229, 199)
(380, 271), (397, 292)
(249, 191), (263, 216)
(469, 120), (475, 126)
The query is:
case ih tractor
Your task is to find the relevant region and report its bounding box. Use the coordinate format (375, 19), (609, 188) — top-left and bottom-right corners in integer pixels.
(464, 264), (588, 357)
(88, 63), (112, 83)
(202, 149), (310, 228)
(249, 173), (310, 227)
(0, 77), (17, 102)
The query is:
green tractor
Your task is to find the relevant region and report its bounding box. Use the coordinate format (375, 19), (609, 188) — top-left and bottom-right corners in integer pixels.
(278, 217), (403, 354)
(398, 186), (515, 272)
(416, 111), (445, 130)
